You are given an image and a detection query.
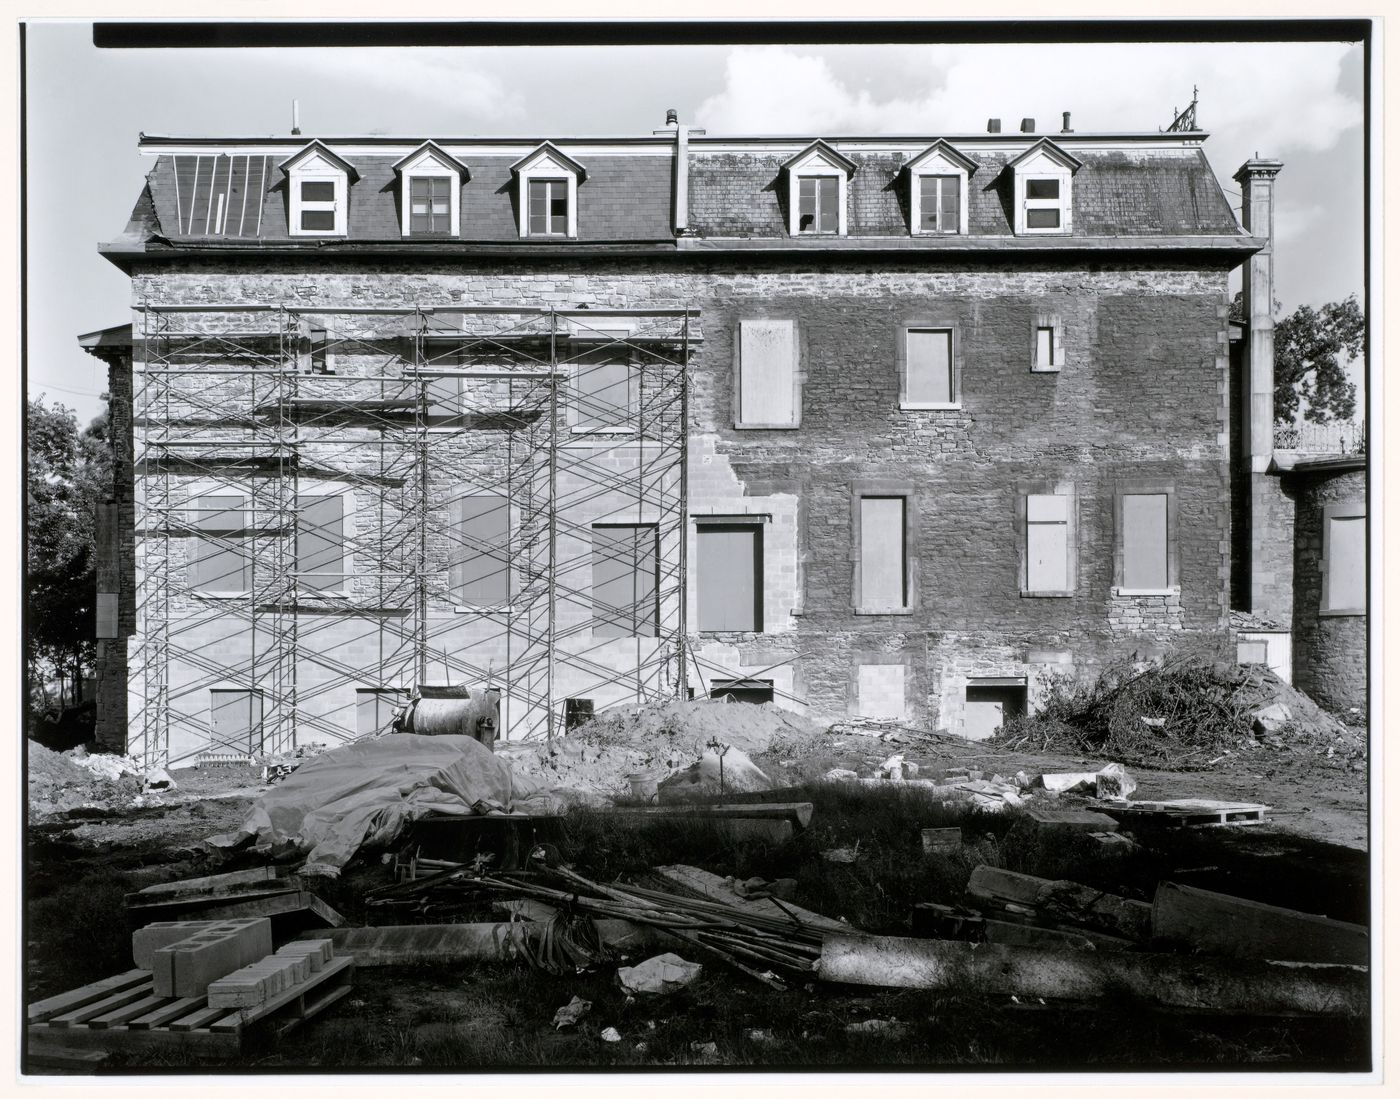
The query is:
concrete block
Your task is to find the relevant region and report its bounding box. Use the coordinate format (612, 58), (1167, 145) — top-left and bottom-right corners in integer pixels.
(1024, 807), (1121, 833)
(276, 939), (334, 970)
(132, 921), (218, 969)
(149, 918), (275, 999)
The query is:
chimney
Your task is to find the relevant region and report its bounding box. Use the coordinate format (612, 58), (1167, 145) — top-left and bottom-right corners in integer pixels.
(291, 99), (301, 136)
(1020, 117), (1035, 133)
(986, 118), (1001, 133)
(1234, 158), (1284, 474)
(653, 109), (704, 236)
(665, 108), (678, 127)
(1061, 111), (1073, 133)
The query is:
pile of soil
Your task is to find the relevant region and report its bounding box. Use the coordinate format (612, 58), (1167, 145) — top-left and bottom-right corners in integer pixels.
(500, 699), (832, 800)
(996, 651), (1366, 770)
(26, 741), (143, 819)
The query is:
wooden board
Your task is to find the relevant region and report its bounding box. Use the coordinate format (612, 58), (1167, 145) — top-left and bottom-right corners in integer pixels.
(1153, 882), (1369, 965)
(26, 954), (355, 1060)
(1100, 801), (1269, 827)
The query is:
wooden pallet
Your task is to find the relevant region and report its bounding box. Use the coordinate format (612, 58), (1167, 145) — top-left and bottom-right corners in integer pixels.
(1101, 800), (1270, 827)
(26, 955), (354, 1059)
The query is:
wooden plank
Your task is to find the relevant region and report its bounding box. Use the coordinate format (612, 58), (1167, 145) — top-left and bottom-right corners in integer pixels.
(606, 802), (815, 829)
(127, 997), (204, 1030)
(168, 1006), (232, 1033)
(133, 866), (289, 900)
(47, 983), (155, 1029)
(817, 934), (1367, 1017)
(272, 983), (352, 1041)
(652, 864), (848, 934)
(128, 889), (344, 926)
(23, 1041), (111, 1070)
(28, 969), (150, 1023)
(966, 865), (1152, 942)
(1023, 808), (1120, 833)
(29, 1021), (238, 1057)
(88, 993), (169, 1029)
(1153, 882), (1369, 965)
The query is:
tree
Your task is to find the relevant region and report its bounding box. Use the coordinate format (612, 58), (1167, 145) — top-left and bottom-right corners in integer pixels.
(1231, 293), (1364, 425)
(26, 398), (110, 711)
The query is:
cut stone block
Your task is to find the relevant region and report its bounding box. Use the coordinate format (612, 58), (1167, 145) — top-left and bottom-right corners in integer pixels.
(1024, 807), (1121, 833)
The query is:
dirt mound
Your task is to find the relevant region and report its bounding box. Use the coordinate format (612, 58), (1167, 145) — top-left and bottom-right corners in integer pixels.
(500, 699), (832, 800)
(27, 741), (144, 818)
(996, 649), (1366, 770)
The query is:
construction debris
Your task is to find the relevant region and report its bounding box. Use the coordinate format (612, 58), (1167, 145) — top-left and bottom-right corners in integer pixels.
(1151, 882), (1369, 965)
(1022, 808), (1120, 834)
(966, 866), (1152, 943)
(920, 827), (962, 856)
(552, 996), (592, 1030)
(125, 868), (345, 932)
(1096, 799), (1270, 828)
(605, 802), (814, 829)
(659, 742), (773, 801)
(599, 1026), (622, 1043)
(815, 934), (1366, 1016)
(617, 953), (703, 995)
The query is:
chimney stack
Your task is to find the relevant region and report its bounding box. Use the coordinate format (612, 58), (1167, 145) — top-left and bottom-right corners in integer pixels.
(1061, 111), (1073, 133)
(665, 108), (678, 127)
(987, 118), (1001, 133)
(1234, 158), (1284, 474)
(291, 99), (301, 136)
(1020, 117), (1035, 133)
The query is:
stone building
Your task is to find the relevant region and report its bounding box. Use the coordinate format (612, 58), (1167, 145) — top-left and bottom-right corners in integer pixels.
(85, 111), (1315, 765)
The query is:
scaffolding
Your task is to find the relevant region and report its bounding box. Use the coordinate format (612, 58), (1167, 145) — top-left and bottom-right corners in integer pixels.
(132, 302), (694, 768)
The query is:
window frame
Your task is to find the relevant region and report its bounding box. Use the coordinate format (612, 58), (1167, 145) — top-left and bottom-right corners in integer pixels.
(188, 490), (252, 597)
(906, 142), (976, 237)
(783, 143), (853, 238)
(896, 321), (962, 410)
(694, 520), (765, 634)
(1320, 501), (1367, 616)
(394, 141), (468, 238)
(1113, 485), (1179, 596)
(449, 492), (516, 611)
(567, 334), (639, 434)
(1009, 140), (1078, 236)
(513, 144), (585, 240)
(1031, 312), (1066, 373)
(295, 492), (350, 595)
(590, 522), (661, 639)
(851, 480), (919, 615)
(1019, 486), (1077, 597)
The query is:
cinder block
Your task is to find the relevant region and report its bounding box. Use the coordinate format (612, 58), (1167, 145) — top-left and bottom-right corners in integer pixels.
(150, 918), (275, 999)
(132, 921), (219, 969)
(276, 939), (334, 970)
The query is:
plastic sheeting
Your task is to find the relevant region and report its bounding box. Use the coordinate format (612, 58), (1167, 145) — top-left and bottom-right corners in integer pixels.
(207, 734), (562, 875)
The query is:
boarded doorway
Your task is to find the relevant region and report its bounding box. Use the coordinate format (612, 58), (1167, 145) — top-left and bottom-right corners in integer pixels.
(710, 678), (775, 705)
(964, 679), (1027, 741)
(210, 688), (264, 754)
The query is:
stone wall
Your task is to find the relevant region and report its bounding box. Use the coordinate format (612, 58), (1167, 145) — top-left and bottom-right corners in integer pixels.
(121, 256), (1234, 751)
(1290, 466), (1367, 713)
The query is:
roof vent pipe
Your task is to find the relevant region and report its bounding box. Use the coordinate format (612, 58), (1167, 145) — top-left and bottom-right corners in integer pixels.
(665, 108), (679, 127)
(291, 99), (301, 136)
(1062, 111), (1073, 133)
(987, 118), (1001, 133)
(1020, 117), (1035, 133)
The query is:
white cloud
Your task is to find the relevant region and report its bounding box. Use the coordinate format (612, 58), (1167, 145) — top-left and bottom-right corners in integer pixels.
(696, 42), (1361, 159)
(1275, 201), (1326, 244)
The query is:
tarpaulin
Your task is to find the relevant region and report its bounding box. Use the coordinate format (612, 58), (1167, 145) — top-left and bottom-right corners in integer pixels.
(207, 734), (561, 875)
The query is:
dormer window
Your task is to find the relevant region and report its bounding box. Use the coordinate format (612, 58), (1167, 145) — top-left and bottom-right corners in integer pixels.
(906, 141), (977, 236)
(781, 141), (857, 237)
(393, 142), (469, 238)
(511, 143), (586, 239)
(1008, 138), (1081, 236)
(280, 142), (358, 238)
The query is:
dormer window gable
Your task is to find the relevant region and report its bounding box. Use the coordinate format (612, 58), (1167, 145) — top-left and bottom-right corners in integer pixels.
(393, 142), (470, 238)
(781, 141), (857, 237)
(1008, 138), (1082, 236)
(511, 142), (587, 239)
(280, 142), (358, 238)
(905, 141), (978, 236)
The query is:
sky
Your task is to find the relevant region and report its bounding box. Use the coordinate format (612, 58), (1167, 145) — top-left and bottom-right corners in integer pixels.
(23, 23), (1367, 426)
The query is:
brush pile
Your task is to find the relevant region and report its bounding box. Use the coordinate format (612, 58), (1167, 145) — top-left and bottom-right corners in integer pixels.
(996, 647), (1364, 769)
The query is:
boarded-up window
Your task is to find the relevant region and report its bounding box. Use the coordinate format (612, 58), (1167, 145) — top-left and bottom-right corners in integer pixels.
(860, 496), (907, 609)
(426, 374), (460, 418)
(797, 176), (839, 233)
(905, 328), (955, 405)
(211, 688), (263, 754)
(592, 524), (659, 638)
(192, 494), (250, 593)
(96, 592), (118, 639)
(298, 495), (344, 591)
(1325, 513), (1366, 611)
(738, 319), (797, 425)
(697, 525), (762, 632)
(1122, 493), (1168, 590)
(1237, 640), (1269, 665)
(573, 353), (637, 431)
(1027, 493), (1070, 592)
(452, 495), (510, 606)
(357, 688), (406, 736)
(918, 175), (960, 233)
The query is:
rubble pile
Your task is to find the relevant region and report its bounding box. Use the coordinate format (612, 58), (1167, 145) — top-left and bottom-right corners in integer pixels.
(27, 741), (143, 818)
(995, 651), (1365, 769)
(501, 699), (831, 800)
